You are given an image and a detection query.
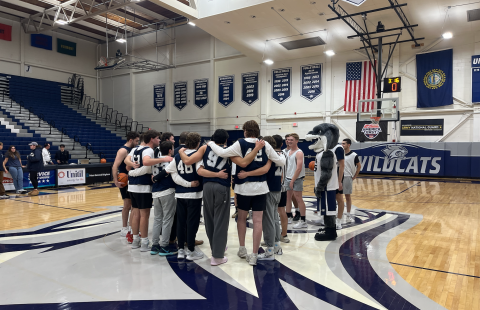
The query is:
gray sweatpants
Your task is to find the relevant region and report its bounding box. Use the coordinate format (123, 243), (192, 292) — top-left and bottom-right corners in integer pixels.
(263, 191), (281, 247)
(203, 182), (231, 259)
(152, 192), (176, 247)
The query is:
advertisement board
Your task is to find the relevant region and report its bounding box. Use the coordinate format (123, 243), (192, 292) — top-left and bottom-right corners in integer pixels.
(23, 170), (56, 189)
(58, 168), (85, 186)
(85, 166), (111, 184)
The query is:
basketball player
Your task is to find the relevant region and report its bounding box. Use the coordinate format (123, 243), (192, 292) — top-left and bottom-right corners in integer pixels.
(285, 134), (307, 229)
(161, 132), (175, 144)
(334, 142), (345, 230)
(341, 139), (361, 223)
(112, 131), (139, 238)
(174, 132), (189, 155)
(124, 130), (173, 251)
(205, 120), (286, 266)
(283, 134), (299, 223)
(165, 132), (203, 261)
(273, 134), (289, 243)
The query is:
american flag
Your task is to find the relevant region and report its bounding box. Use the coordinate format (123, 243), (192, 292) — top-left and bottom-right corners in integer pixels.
(344, 61), (377, 112)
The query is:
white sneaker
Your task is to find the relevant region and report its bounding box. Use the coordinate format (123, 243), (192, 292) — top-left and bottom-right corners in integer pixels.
(346, 213), (354, 223)
(261, 241), (267, 246)
(237, 246), (247, 258)
(274, 245), (283, 255)
(131, 238), (141, 249)
(177, 248), (186, 259)
(187, 249), (204, 260)
(280, 235), (290, 243)
(120, 228), (128, 237)
(288, 217), (293, 224)
(257, 247), (274, 261)
(246, 253), (258, 266)
(293, 220), (308, 229)
(336, 218), (343, 230)
(140, 240), (150, 252)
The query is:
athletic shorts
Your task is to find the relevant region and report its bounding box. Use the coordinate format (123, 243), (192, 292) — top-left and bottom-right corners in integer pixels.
(278, 191), (287, 207)
(285, 178), (304, 191)
(336, 175), (344, 194)
(130, 192), (153, 209)
(119, 186), (130, 200)
(342, 176), (353, 195)
(237, 193), (267, 212)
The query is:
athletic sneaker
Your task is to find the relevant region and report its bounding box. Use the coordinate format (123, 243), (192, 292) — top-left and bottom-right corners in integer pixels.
(231, 211), (238, 218)
(346, 213), (354, 223)
(126, 232), (133, 244)
(280, 235), (290, 243)
(131, 238), (141, 249)
(159, 245), (178, 256)
(178, 248), (186, 259)
(246, 253), (258, 266)
(293, 213), (300, 222)
(237, 246), (247, 258)
(140, 240), (150, 252)
(336, 218), (343, 230)
(150, 244), (161, 255)
(287, 217), (293, 224)
(261, 241), (267, 246)
(257, 247), (274, 261)
(120, 228), (128, 237)
(293, 220), (308, 229)
(19, 189), (28, 194)
(0, 195), (8, 199)
(274, 245), (283, 255)
(187, 249), (204, 260)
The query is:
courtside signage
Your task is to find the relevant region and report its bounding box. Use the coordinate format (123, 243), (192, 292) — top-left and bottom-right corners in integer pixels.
(24, 170), (56, 188)
(58, 168), (85, 186)
(57, 38), (76, 56)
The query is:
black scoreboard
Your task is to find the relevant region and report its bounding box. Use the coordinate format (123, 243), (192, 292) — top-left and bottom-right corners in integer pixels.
(383, 77), (401, 93)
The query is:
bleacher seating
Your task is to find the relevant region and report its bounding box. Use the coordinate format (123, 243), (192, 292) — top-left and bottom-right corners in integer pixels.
(3, 76), (125, 163)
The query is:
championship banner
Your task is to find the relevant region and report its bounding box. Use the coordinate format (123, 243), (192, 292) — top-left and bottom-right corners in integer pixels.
(218, 75), (234, 107)
(194, 78), (208, 109)
(400, 119), (444, 136)
(31, 34), (52, 50)
(472, 55), (480, 103)
(174, 81), (188, 111)
(57, 38), (76, 56)
(241, 72), (259, 106)
(0, 23), (12, 41)
(272, 68), (291, 103)
(416, 49), (453, 108)
(24, 170), (56, 189)
(356, 121), (388, 142)
(300, 64), (322, 101)
(58, 168), (85, 186)
(153, 84), (166, 112)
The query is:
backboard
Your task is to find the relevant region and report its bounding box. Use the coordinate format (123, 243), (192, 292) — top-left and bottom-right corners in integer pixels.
(357, 97), (400, 122)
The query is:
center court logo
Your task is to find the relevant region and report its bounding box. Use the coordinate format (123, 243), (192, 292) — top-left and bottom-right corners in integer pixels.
(424, 69), (446, 89)
(361, 123), (382, 139)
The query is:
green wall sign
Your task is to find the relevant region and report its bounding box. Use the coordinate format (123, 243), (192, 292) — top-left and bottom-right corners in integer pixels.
(57, 38), (76, 56)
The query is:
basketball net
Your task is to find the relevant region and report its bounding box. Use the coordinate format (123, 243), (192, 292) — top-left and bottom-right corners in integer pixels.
(370, 116), (381, 125)
(98, 56), (108, 67)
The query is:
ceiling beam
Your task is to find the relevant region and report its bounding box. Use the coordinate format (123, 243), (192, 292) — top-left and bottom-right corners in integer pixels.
(147, 0), (198, 20)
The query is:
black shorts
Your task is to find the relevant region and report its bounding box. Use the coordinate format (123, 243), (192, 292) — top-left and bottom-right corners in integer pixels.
(237, 193), (267, 212)
(278, 191), (287, 207)
(336, 189), (343, 194)
(130, 192), (153, 209)
(119, 186), (130, 200)
(232, 183), (235, 190)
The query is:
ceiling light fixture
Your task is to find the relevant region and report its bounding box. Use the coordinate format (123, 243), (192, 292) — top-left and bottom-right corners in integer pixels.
(56, 20), (68, 25)
(263, 59), (274, 65)
(116, 38), (126, 43)
(442, 32), (453, 39)
(188, 21), (196, 26)
(325, 50), (335, 56)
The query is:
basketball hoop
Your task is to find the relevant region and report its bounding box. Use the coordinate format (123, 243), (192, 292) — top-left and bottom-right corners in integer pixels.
(370, 116), (381, 124)
(98, 56), (108, 67)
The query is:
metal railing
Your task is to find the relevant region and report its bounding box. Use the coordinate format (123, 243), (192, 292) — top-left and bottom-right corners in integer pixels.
(85, 143), (92, 159)
(48, 120), (55, 134)
(38, 113), (44, 127)
(72, 135), (80, 150)
(61, 127), (67, 142)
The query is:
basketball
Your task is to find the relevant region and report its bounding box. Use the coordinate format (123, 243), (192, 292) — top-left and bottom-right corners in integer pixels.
(308, 161), (315, 171)
(117, 173), (128, 187)
(100, 158), (107, 163)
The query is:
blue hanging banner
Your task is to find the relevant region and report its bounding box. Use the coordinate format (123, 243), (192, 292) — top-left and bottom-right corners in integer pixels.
(473, 68), (480, 103)
(472, 55), (480, 68)
(241, 72), (259, 106)
(174, 81), (187, 111)
(153, 84), (166, 112)
(218, 75), (234, 107)
(31, 34), (52, 50)
(301, 63), (322, 101)
(272, 68), (291, 103)
(194, 78), (208, 109)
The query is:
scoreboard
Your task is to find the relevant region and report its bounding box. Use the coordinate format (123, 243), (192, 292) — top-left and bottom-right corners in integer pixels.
(383, 77), (401, 93)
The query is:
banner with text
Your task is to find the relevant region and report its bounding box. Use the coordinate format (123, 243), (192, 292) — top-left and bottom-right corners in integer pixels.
(473, 55), (480, 103)
(218, 75), (234, 107)
(58, 168), (85, 186)
(356, 121), (388, 142)
(86, 166), (112, 184)
(272, 68), (291, 103)
(0, 23), (12, 41)
(241, 72), (259, 105)
(154, 84), (166, 112)
(31, 34), (52, 50)
(194, 79), (208, 109)
(57, 38), (76, 56)
(174, 81), (188, 111)
(301, 64), (322, 101)
(23, 170), (56, 189)
(400, 119), (444, 136)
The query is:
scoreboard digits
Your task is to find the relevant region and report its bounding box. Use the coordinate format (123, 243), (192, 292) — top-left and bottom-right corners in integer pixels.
(383, 77), (401, 93)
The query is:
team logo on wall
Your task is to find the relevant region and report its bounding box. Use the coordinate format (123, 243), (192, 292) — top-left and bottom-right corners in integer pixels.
(361, 123), (382, 139)
(423, 69), (446, 90)
(381, 145), (408, 160)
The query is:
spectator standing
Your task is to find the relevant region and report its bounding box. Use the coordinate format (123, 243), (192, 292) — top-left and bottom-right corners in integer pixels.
(27, 142), (44, 196)
(42, 143), (54, 165)
(0, 142), (7, 199)
(3, 145), (26, 194)
(55, 144), (70, 165)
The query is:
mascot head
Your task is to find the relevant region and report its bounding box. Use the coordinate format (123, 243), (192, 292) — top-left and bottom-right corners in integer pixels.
(305, 123), (340, 153)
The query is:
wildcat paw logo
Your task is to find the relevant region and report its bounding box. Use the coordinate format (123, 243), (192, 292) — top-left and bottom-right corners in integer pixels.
(361, 123), (382, 139)
(381, 145), (408, 159)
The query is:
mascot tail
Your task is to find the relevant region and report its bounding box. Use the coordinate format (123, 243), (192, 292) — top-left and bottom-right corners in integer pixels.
(316, 150), (334, 193)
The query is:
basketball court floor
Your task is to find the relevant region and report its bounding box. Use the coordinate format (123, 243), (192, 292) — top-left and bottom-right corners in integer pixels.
(0, 175), (479, 310)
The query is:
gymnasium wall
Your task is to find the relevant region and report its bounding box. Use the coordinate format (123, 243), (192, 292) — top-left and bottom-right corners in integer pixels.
(97, 26), (480, 142)
(0, 15), (98, 99)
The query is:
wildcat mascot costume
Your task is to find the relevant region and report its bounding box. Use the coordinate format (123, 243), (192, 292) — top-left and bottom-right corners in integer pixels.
(305, 123), (340, 241)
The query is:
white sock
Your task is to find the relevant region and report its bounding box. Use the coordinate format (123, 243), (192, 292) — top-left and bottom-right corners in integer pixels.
(122, 226), (127, 230)
(133, 234), (139, 240)
(141, 237), (148, 243)
(274, 242), (280, 247)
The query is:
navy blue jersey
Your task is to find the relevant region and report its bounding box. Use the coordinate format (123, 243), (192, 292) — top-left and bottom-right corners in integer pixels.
(267, 152), (284, 192)
(152, 159), (176, 193)
(174, 151), (203, 194)
(129, 147), (153, 186)
(233, 139), (268, 185)
(117, 146), (131, 174)
(202, 145), (231, 187)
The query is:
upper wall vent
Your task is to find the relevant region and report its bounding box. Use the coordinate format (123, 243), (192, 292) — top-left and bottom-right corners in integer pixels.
(279, 37), (326, 50)
(467, 9), (480, 22)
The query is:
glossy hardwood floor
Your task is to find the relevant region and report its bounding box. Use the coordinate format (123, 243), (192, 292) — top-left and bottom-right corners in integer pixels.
(1, 176), (479, 310)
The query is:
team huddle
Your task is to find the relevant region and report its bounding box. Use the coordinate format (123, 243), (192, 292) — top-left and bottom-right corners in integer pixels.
(112, 120), (361, 266)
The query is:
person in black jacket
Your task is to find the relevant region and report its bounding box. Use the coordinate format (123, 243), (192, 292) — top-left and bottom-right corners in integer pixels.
(55, 144), (70, 165)
(26, 142), (44, 196)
